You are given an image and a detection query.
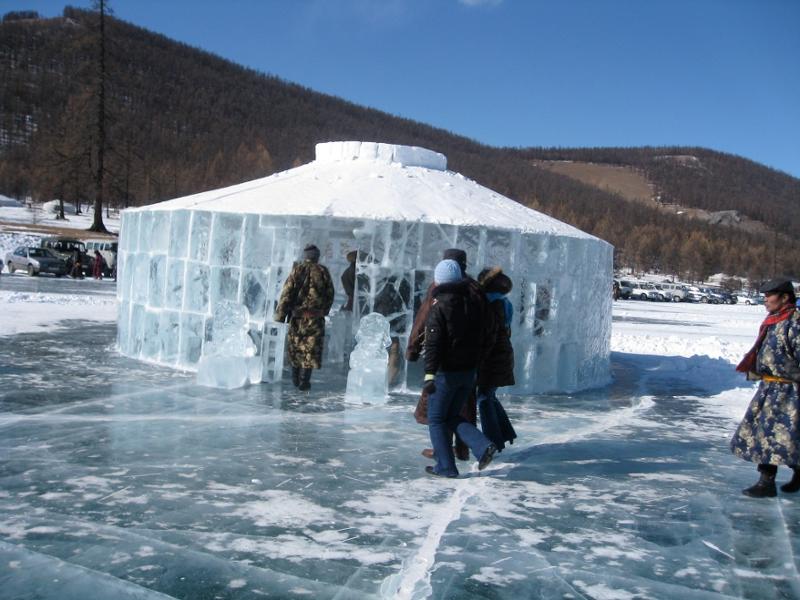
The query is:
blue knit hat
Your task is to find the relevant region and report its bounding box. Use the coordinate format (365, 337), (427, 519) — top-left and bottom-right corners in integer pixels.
(434, 259), (463, 285)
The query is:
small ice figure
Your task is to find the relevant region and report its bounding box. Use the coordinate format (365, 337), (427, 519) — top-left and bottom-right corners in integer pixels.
(345, 313), (392, 404)
(196, 301), (256, 389)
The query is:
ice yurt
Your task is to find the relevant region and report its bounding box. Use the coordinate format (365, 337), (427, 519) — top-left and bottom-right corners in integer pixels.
(116, 141), (613, 393)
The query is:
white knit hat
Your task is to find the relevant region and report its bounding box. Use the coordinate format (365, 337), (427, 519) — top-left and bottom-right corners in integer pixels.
(434, 259), (463, 285)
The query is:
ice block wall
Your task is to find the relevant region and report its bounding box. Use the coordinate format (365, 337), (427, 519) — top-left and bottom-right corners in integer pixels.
(117, 208), (612, 393)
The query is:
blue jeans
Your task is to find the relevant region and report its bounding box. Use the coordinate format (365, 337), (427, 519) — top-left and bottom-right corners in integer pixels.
(427, 370), (492, 476)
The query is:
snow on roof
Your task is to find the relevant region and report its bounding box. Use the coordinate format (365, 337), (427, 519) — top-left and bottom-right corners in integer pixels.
(140, 141), (593, 238)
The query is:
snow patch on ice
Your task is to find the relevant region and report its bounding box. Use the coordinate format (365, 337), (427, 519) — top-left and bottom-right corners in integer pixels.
(469, 566), (527, 585)
(573, 580), (637, 600)
(229, 493), (337, 528)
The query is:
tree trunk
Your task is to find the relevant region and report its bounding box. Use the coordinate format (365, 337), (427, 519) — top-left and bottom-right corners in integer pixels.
(90, 0), (108, 233)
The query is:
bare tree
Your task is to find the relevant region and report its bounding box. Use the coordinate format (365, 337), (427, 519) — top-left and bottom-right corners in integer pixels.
(89, 0), (110, 232)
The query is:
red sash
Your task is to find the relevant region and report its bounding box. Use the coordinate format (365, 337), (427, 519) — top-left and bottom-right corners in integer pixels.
(736, 304), (797, 373)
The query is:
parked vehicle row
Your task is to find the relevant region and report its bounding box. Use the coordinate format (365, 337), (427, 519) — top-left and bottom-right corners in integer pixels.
(2, 236), (118, 279)
(39, 236), (117, 277)
(615, 279), (763, 305)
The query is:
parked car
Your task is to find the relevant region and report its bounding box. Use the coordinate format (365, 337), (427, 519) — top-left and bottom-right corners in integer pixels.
(40, 237), (90, 275)
(616, 279), (633, 299)
(647, 285), (667, 302)
(658, 282), (688, 302)
(5, 246), (67, 277)
(717, 291), (737, 305)
(736, 295), (762, 305)
(699, 288), (724, 304)
(627, 281), (647, 301)
(685, 287), (708, 303)
(84, 238), (118, 276)
(628, 282), (663, 301)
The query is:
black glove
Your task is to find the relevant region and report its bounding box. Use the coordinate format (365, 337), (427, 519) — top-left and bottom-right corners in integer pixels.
(423, 380), (436, 396)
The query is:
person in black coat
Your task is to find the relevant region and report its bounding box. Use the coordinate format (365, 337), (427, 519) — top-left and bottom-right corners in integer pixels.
(423, 259), (497, 477)
(411, 248), (486, 461)
(476, 267), (517, 451)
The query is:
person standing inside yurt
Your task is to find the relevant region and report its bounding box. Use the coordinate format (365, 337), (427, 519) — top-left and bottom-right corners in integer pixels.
(274, 244), (335, 391)
(731, 278), (800, 497)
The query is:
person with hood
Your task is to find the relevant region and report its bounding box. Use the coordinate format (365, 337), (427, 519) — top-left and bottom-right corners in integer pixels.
(408, 248), (484, 461)
(423, 259), (497, 477)
(69, 249), (84, 279)
(92, 250), (105, 280)
(274, 244), (335, 391)
(731, 278), (800, 497)
(476, 267), (517, 451)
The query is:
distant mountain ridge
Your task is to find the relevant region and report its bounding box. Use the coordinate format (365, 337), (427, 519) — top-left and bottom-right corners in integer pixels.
(0, 7), (798, 281)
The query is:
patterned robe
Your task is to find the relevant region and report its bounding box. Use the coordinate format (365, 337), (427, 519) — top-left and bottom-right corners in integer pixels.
(274, 260), (335, 369)
(731, 310), (800, 466)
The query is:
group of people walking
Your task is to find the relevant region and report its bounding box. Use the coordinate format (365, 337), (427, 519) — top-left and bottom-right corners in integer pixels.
(409, 249), (517, 477)
(274, 243), (800, 490)
(274, 244), (516, 477)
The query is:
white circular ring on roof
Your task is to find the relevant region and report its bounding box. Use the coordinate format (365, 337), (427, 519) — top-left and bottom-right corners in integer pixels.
(315, 141), (447, 171)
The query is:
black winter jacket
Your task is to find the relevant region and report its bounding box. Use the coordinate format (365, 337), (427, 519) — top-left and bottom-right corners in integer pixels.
(424, 279), (489, 374)
(477, 268), (515, 387)
(478, 298), (515, 387)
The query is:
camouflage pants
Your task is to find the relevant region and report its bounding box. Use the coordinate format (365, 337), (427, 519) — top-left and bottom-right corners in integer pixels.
(287, 317), (325, 369)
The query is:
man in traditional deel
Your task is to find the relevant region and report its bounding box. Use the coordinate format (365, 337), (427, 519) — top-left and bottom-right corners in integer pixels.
(273, 244), (335, 391)
(731, 278), (800, 497)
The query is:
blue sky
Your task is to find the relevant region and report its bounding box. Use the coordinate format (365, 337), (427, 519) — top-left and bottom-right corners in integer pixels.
(5, 0), (799, 177)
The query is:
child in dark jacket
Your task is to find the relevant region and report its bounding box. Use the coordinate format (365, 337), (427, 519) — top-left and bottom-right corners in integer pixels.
(423, 259), (497, 477)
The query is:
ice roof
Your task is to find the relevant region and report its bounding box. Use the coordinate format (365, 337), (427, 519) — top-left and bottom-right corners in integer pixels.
(142, 141), (593, 238)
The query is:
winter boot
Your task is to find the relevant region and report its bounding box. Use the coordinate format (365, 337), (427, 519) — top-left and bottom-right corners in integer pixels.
(291, 367), (301, 388)
(298, 368), (312, 391)
(781, 466), (800, 493)
(742, 466), (777, 498)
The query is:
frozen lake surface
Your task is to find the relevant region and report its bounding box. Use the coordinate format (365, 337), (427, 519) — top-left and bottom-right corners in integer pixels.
(1, 276), (799, 599)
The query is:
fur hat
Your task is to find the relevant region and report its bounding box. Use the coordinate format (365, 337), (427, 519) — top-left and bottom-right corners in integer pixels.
(478, 266), (513, 294)
(434, 259), (463, 285)
(303, 244), (321, 262)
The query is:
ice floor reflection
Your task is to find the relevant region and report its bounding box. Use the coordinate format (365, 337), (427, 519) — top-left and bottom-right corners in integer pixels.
(2, 324), (800, 599)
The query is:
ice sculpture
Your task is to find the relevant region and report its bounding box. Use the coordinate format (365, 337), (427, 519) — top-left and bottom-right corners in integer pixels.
(117, 141), (613, 393)
(344, 313), (392, 404)
(196, 301), (257, 389)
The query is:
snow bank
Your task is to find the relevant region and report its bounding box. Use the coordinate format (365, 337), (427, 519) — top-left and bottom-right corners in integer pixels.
(0, 290), (117, 336)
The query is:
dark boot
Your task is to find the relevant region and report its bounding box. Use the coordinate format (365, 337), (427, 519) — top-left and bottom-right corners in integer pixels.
(781, 466), (800, 493)
(454, 439), (470, 461)
(291, 367), (301, 388)
(298, 368), (312, 391)
(743, 465), (777, 498)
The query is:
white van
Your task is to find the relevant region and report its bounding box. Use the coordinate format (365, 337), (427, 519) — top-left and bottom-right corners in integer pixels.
(84, 239), (118, 275)
(658, 282), (688, 302)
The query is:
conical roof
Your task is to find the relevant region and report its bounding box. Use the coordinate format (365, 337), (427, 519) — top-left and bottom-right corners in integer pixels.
(144, 141), (593, 239)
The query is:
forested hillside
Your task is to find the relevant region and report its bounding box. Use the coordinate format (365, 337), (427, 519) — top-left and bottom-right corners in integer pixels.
(1, 7), (798, 282)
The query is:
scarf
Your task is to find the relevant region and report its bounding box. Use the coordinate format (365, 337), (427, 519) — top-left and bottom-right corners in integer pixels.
(735, 303), (797, 373)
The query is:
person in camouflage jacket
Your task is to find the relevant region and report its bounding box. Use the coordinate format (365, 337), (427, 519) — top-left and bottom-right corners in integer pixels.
(731, 278), (800, 497)
(273, 244), (335, 390)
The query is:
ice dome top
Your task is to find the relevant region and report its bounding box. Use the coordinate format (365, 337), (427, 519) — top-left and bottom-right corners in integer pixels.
(143, 141), (593, 239)
(315, 141), (447, 170)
